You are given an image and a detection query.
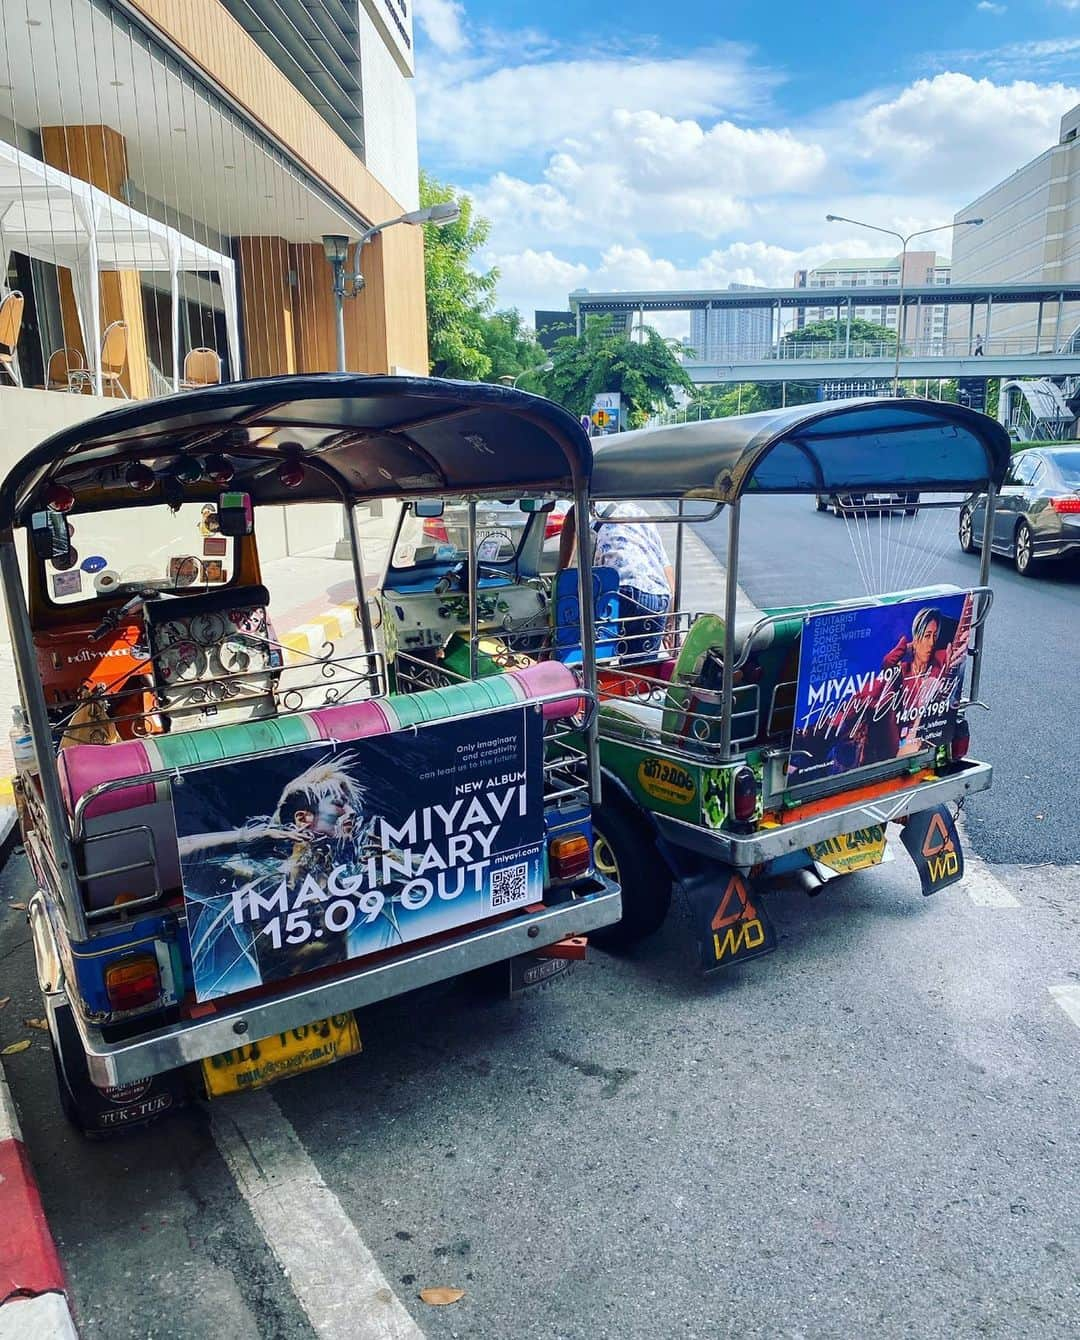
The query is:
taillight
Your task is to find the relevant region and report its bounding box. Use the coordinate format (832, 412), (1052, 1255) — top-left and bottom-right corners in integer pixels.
(545, 511), (567, 541)
(422, 517), (450, 543)
(951, 718), (970, 761)
(548, 832), (591, 880)
(105, 953), (161, 1012)
(731, 767), (760, 823)
(1050, 497), (1080, 514)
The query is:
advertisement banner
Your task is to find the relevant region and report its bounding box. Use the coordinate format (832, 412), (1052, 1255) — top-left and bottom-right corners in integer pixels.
(175, 706), (545, 1002)
(787, 591), (974, 786)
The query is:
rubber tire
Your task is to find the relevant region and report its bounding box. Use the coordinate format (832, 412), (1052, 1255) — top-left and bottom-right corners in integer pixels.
(1014, 520), (1039, 577)
(958, 507), (977, 554)
(589, 800), (672, 950)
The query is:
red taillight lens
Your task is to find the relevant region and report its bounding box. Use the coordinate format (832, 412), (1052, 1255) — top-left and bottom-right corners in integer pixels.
(951, 719), (970, 761)
(105, 953), (161, 1012)
(549, 832), (592, 880)
(732, 767), (760, 823)
(1050, 497), (1080, 514)
(545, 511), (567, 541)
(422, 517), (450, 543)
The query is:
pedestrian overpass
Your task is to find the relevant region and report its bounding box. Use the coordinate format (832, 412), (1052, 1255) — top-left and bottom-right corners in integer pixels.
(569, 282), (1080, 386)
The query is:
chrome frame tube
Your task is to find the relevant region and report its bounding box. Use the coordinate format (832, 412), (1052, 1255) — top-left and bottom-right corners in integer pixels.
(0, 535), (87, 937)
(673, 500), (685, 612)
(719, 500), (740, 756)
(574, 478), (602, 805)
(342, 501), (380, 692)
(467, 499), (479, 681)
(969, 483), (997, 705)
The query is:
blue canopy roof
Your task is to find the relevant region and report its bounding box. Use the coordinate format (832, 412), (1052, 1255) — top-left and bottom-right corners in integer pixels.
(589, 398), (1011, 501)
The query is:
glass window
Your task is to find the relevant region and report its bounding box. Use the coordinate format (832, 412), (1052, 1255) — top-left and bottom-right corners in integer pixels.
(45, 503), (236, 605)
(389, 501), (531, 573)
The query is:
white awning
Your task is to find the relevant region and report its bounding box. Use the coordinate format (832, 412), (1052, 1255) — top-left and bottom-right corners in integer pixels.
(0, 138), (239, 393)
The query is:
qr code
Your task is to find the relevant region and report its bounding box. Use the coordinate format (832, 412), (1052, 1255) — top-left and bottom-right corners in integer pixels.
(490, 862), (529, 909)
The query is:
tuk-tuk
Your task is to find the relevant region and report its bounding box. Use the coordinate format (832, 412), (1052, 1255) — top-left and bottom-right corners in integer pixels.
(378, 398), (1009, 972)
(1, 374), (620, 1135)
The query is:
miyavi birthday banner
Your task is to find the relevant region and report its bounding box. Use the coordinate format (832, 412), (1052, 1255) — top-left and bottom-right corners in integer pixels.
(788, 591), (973, 786)
(175, 706), (545, 1002)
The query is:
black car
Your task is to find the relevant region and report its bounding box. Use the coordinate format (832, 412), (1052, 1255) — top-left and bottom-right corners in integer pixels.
(959, 445), (1080, 576)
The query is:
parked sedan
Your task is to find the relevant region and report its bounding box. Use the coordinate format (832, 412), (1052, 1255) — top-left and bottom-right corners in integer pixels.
(959, 445), (1080, 576)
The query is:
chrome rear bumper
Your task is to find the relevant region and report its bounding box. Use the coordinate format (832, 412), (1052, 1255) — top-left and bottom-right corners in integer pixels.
(654, 760), (992, 867)
(61, 879), (620, 1087)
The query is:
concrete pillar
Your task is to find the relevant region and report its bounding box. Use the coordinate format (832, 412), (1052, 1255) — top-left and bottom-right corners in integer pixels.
(40, 125), (151, 399)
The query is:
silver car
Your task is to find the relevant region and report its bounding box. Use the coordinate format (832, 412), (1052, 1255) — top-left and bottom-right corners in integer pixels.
(959, 445), (1080, 576)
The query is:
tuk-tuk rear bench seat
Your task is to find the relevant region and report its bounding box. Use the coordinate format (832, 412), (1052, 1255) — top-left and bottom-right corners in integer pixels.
(57, 661), (581, 908)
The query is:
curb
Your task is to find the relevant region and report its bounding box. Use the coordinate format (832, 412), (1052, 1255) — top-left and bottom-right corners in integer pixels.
(277, 602), (361, 663)
(0, 1067), (77, 1338)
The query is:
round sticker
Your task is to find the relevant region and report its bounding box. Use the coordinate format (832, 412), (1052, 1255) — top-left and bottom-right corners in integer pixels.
(94, 569), (121, 593)
(81, 555), (107, 574)
(51, 546), (79, 572)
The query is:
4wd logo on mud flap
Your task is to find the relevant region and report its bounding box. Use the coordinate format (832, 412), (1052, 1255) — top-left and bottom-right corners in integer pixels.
(687, 871), (777, 973)
(901, 805), (965, 895)
(637, 757), (695, 807)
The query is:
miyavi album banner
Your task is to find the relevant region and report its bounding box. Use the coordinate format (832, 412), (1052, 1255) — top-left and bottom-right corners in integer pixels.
(788, 591), (973, 785)
(174, 706), (545, 1002)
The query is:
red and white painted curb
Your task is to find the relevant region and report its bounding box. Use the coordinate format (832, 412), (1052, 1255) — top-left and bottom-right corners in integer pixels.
(0, 1068), (77, 1338)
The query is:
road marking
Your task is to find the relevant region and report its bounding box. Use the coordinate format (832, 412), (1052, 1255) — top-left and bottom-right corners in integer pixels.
(961, 859), (1022, 908)
(213, 1091), (424, 1340)
(1049, 985), (1080, 1032)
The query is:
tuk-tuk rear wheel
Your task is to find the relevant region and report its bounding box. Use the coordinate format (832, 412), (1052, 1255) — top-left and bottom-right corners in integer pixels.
(589, 802), (672, 949)
(47, 998), (187, 1139)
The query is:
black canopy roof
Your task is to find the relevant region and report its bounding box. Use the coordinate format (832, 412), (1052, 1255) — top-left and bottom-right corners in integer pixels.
(590, 398), (1012, 502)
(1, 374), (592, 528)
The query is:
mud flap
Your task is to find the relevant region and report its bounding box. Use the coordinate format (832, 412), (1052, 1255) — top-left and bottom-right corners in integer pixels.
(684, 869), (777, 974)
(900, 805), (964, 896)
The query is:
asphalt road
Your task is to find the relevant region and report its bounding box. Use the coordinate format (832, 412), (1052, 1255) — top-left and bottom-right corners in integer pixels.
(1, 499), (1077, 1340)
(694, 496), (1080, 867)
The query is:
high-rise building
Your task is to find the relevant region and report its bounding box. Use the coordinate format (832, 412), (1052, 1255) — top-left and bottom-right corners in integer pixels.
(794, 254), (951, 350)
(688, 284), (772, 361)
(949, 104), (1080, 353)
(0, 0), (428, 467)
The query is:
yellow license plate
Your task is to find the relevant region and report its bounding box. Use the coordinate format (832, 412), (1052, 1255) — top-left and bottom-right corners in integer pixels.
(202, 1013), (361, 1097)
(808, 824), (887, 875)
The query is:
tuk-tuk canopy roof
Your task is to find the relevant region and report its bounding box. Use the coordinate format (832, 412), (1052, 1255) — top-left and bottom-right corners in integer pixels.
(589, 398), (1012, 502)
(1, 375), (592, 527)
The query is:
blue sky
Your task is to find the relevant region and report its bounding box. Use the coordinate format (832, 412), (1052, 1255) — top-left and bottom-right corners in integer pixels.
(413, 1), (1080, 331)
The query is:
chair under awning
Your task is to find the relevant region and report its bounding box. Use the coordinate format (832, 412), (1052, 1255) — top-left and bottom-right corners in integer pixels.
(0, 138), (240, 394)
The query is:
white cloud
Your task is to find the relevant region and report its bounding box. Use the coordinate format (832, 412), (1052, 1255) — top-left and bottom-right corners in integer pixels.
(416, 0), (467, 54)
(976, 2), (1005, 12)
(851, 73), (1079, 192)
(417, 45), (777, 168)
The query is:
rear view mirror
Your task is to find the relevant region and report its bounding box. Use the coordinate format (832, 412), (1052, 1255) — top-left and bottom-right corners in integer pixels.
(216, 491), (253, 536)
(30, 510), (71, 562)
(413, 500), (444, 519)
(519, 499), (555, 513)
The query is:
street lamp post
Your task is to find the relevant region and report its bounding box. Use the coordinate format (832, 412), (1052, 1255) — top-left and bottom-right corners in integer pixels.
(824, 213), (983, 393)
(497, 360), (554, 389)
(322, 201), (460, 373)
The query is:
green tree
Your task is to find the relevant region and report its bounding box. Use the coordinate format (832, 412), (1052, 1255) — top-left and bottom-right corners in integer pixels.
(477, 308), (548, 388)
(546, 315), (693, 427)
(781, 316), (897, 356)
(420, 171), (498, 379)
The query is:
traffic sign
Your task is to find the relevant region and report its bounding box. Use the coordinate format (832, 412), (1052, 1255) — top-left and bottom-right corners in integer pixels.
(592, 409), (611, 428)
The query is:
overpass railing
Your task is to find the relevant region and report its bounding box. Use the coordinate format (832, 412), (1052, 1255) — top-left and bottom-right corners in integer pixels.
(685, 336), (1079, 366)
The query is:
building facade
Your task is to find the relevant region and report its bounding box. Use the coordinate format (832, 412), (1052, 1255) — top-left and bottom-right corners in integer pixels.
(949, 104), (1080, 354)
(0, 0), (428, 468)
(688, 284), (772, 361)
(794, 254), (951, 350)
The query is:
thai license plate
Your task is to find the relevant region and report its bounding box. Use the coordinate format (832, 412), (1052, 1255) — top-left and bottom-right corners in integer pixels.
(201, 1013), (361, 1097)
(808, 823), (887, 875)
